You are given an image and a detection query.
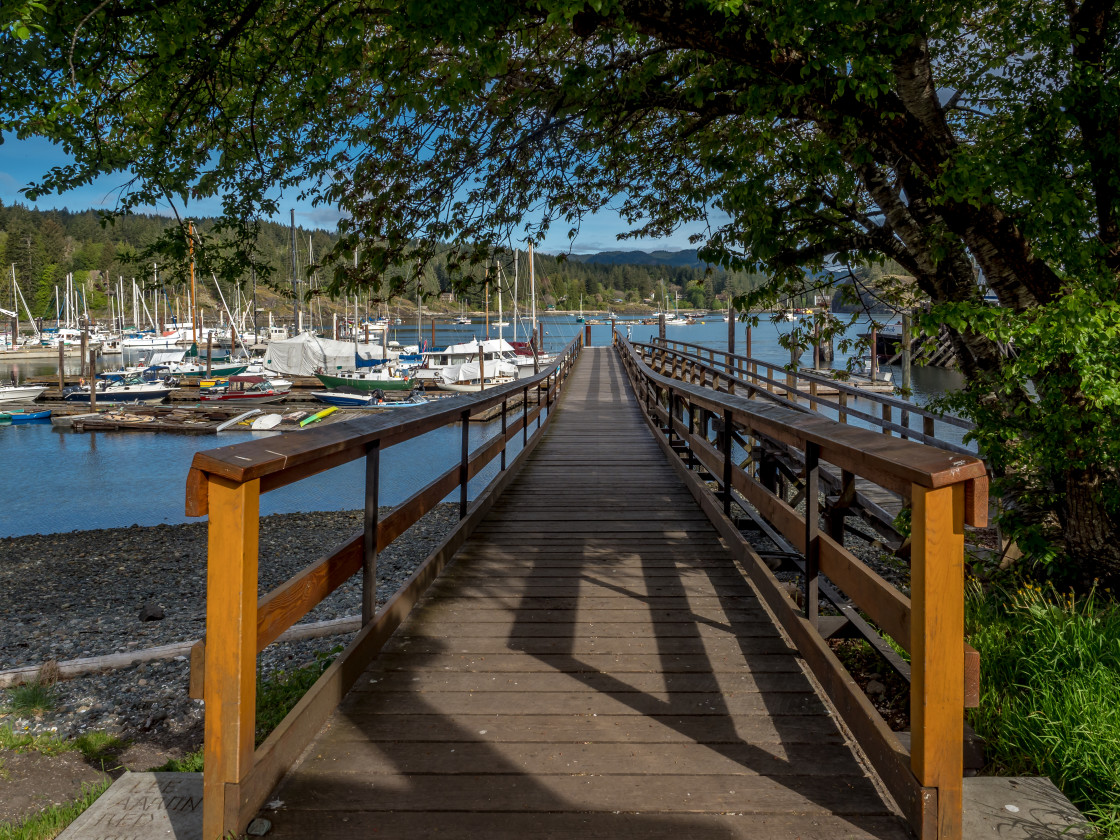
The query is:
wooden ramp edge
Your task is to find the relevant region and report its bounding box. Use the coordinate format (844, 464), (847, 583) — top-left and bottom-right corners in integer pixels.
(260, 346), (912, 840)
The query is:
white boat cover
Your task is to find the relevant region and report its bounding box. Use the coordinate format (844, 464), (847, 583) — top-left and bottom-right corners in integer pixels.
(148, 348), (188, 365)
(442, 338), (519, 355)
(440, 360), (519, 384)
(264, 333), (385, 376)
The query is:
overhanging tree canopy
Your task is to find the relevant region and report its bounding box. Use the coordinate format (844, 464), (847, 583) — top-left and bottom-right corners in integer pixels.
(2, 0), (1118, 582)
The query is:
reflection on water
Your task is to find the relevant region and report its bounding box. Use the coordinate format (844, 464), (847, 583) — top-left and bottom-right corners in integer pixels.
(0, 417), (517, 538)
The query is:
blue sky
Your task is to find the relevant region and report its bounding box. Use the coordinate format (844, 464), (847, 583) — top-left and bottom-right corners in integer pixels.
(0, 134), (710, 255)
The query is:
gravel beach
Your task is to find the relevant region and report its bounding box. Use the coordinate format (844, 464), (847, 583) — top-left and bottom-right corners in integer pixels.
(0, 505), (459, 750)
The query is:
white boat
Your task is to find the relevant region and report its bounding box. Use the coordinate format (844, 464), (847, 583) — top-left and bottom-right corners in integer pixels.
(416, 339), (510, 383)
(0, 384), (47, 403)
(120, 327), (194, 349)
(62, 376), (173, 404)
(854, 357), (892, 382)
(437, 359), (519, 392)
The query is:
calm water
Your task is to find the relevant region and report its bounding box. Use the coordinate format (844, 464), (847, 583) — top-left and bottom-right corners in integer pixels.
(0, 314), (966, 537)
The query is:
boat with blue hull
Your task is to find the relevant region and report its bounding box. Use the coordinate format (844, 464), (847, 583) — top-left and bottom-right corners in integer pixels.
(0, 409), (52, 423)
(312, 390), (428, 409)
(63, 375), (174, 405)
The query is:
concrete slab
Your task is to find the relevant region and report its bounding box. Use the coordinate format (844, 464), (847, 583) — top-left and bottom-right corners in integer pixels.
(963, 776), (1092, 839)
(58, 772), (201, 840)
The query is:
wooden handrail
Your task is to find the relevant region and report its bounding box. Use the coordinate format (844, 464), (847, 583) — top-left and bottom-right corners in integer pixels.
(188, 334), (582, 840)
(643, 338), (976, 451)
(185, 350), (572, 515)
(614, 333), (984, 840)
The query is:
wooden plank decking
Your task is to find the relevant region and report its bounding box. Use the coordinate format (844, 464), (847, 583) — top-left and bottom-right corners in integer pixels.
(263, 347), (911, 839)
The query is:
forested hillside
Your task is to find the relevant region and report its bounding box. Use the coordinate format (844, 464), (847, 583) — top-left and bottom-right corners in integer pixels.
(0, 202), (779, 321)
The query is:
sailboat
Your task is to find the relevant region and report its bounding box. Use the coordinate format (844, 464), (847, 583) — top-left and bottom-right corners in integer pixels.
(665, 290), (689, 325)
(454, 297), (471, 325)
(574, 295), (584, 323)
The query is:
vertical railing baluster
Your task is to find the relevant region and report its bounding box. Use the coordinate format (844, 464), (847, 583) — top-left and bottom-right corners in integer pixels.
(911, 483), (966, 840)
(362, 441), (380, 625)
(459, 409), (470, 519)
(500, 398), (508, 470)
(202, 475), (260, 840)
(827, 469), (855, 548)
(722, 410), (733, 516)
(523, 386), (529, 445)
(803, 443), (820, 629)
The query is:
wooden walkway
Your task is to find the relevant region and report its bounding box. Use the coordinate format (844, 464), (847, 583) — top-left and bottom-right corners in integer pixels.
(264, 347), (911, 839)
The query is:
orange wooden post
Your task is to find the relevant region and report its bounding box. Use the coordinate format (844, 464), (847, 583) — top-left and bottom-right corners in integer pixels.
(203, 475), (261, 840)
(911, 483), (965, 840)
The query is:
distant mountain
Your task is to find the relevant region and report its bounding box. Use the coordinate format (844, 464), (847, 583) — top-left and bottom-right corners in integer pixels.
(571, 249), (709, 269)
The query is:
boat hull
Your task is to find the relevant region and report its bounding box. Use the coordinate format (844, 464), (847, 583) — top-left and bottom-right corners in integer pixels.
(0, 386), (47, 403)
(437, 378), (516, 393)
(0, 409), (52, 423)
(63, 388), (171, 405)
(199, 392), (288, 404)
(311, 391), (375, 407)
(317, 373), (415, 392)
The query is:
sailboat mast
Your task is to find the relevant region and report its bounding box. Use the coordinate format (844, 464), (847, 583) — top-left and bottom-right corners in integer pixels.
(290, 209), (299, 335)
(512, 249), (519, 343)
(188, 222), (198, 344)
(10, 264), (18, 345)
(529, 242), (538, 372)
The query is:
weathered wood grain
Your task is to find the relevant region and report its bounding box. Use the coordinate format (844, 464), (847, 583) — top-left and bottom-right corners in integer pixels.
(258, 348), (901, 840)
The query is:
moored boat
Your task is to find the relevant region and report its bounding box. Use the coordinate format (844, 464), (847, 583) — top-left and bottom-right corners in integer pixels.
(0, 408), (52, 423)
(437, 359), (518, 392)
(316, 368), (416, 392)
(312, 390), (428, 408)
(0, 383), (47, 403)
(62, 375), (173, 405)
(199, 374), (292, 404)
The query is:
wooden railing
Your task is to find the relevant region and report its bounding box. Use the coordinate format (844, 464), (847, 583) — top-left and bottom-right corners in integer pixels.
(184, 334), (582, 840)
(643, 338), (976, 456)
(614, 333), (987, 840)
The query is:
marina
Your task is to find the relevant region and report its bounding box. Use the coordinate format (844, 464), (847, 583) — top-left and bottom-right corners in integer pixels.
(0, 314), (967, 538)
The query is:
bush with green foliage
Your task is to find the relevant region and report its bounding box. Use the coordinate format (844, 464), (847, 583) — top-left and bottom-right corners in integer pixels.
(967, 582), (1120, 836)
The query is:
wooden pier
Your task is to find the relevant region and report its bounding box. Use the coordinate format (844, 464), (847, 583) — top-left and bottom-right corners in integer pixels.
(185, 334), (986, 840)
(260, 347), (909, 838)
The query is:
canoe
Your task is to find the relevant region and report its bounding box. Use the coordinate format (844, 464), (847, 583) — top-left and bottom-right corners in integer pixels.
(0, 409), (53, 424)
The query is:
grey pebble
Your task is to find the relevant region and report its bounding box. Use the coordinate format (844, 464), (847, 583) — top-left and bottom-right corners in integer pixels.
(0, 505), (458, 747)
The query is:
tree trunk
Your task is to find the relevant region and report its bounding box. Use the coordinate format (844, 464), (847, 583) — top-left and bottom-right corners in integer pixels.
(1056, 464), (1120, 588)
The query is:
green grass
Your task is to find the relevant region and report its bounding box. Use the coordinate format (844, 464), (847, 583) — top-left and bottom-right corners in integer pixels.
(3, 683), (57, 718)
(152, 645), (344, 774)
(0, 728), (74, 758)
(0, 727), (126, 763)
(255, 646), (341, 747)
(150, 748), (204, 773)
(72, 731), (126, 763)
(967, 581), (1120, 837)
(0, 778), (110, 840)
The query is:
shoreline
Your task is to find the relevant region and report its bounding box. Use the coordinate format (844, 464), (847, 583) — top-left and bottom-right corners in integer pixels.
(0, 505), (458, 750)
